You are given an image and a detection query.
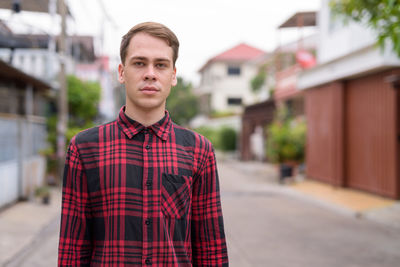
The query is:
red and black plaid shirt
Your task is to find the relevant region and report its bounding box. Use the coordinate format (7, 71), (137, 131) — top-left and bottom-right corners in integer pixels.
(58, 106), (228, 266)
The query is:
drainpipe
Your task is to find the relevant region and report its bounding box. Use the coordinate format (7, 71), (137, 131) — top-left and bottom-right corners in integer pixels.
(25, 84), (33, 199)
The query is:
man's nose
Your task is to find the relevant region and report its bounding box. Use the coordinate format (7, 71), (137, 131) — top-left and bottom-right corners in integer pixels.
(144, 65), (156, 81)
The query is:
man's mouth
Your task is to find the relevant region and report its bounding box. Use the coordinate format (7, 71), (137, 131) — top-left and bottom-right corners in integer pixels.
(140, 86), (159, 94)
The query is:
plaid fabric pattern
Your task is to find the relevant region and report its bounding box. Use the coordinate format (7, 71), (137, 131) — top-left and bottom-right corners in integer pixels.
(58, 106), (228, 266)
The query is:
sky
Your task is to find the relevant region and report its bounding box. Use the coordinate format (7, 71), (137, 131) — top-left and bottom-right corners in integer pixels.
(0, 0), (321, 85)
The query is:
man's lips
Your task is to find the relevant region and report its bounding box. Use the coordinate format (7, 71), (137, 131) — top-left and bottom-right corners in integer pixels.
(140, 86), (159, 94)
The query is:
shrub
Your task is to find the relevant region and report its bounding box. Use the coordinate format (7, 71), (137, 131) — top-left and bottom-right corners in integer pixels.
(266, 107), (306, 163)
(219, 127), (237, 151)
(193, 126), (220, 148)
(193, 126), (237, 151)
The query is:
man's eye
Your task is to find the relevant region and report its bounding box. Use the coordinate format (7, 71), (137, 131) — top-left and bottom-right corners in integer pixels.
(156, 63), (167, 68)
(134, 62), (144, 66)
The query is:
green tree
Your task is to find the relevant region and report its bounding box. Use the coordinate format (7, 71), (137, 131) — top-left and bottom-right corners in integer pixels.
(45, 75), (101, 170)
(250, 64), (268, 93)
(330, 0), (400, 57)
(250, 71), (266, 93)
(67, 75), (101, 125)
(167, 77), (199, 126)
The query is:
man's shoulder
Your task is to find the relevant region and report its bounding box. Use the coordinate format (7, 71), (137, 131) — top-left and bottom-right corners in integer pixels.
(73, 120), (117, 145)
(171, 123), (213, 152)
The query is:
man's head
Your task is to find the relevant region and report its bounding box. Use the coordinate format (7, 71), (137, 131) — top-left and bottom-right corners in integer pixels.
(118, 22), (179, 120)
(120, 22), (179, 67)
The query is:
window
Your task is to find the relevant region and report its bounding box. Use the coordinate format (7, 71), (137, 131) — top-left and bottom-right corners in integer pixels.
(227, 97), (242, 105)
(227, 66), (241, 76)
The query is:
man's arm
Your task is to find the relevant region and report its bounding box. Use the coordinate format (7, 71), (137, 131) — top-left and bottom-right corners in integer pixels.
(58, 138), (92, 266)
(191, 147), (229, 266)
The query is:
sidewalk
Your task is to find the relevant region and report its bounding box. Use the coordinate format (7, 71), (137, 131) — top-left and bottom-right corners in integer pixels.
(224, 158), (400, 231)
(0, 187), (61, 266)
(289, 179), (400, 230)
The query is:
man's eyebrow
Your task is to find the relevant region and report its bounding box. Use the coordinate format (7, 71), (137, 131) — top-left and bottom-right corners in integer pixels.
(129, 56), (147, 62)
(128, 56), (171, 63)
(154, 58), (171, 63)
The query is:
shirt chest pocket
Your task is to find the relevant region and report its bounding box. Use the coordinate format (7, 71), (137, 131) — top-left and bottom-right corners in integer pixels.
(161, 173), (192, 219)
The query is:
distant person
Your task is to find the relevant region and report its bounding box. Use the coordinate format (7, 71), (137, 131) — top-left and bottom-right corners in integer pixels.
(58, 22), (228, 266)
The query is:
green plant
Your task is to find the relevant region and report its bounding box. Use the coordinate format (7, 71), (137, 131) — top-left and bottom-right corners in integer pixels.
(167, 77), (199, 126)
(193, 126), (237, 151)
(45, 75), (101, 177)
(210, 110), (237, 118)
(35, 185), (50, 198)
(266, 107), (306, 163)
(250, 71), (266, 93)
(219, 127), (237, 151)
(193, 126), (220, 148)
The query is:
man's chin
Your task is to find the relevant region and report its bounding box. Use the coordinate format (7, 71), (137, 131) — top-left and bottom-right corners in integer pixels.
(130, 100), (166, 112)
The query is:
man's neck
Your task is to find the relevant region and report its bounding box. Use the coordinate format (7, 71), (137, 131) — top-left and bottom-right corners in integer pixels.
(124, 105), (165, 127)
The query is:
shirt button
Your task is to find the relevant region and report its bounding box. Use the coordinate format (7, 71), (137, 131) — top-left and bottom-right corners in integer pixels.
(145, 145), (150, 150)
(145, 219), (151, 225)
(145, 258), (151, 265)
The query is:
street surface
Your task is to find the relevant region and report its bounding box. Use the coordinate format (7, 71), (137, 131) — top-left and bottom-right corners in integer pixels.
(6, 159), (400, 267)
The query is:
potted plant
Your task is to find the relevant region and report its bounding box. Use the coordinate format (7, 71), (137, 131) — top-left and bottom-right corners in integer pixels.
(266, 106), (306, 182)
(35, 185), (51, 205)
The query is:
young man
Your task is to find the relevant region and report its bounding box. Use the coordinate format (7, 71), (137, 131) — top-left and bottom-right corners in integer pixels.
(58, 22), (229, 266)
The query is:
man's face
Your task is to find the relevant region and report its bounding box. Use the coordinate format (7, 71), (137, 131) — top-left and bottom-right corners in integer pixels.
(118, 32), (177, 113)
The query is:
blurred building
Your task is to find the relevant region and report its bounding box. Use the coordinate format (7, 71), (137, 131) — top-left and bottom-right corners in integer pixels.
(240, 12), (317, 161)
(0, 18), (117, 121)
(298, 0), (400, 199)
(0, 4), (117, 208)
(0, 59), (51, 208)
(273, 11), (317, 115)
(240, 99), (275, 161)
(196, 43), (266, 115)
(0, 30), (91, 87)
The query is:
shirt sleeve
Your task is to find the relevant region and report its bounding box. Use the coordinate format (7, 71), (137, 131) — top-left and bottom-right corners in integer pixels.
(191, 147), (229, 266)
(58, 138), (92, 266)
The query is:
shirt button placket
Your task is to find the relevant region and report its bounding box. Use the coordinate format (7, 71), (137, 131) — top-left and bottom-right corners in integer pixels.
(143, 129), (152, 264)
(145, 258), (151, 265)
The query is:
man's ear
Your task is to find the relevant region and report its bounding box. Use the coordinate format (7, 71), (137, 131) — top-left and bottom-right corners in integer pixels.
(118, 63), (125, 84)
(171, 67), (177, 86)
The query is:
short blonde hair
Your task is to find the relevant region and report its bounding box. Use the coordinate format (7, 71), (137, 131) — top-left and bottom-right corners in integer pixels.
(120, 22), (179, 66)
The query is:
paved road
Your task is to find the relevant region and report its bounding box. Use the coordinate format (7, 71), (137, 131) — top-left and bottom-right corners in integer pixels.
(219, 160), (400, 267)
(7, 159), (400, 267)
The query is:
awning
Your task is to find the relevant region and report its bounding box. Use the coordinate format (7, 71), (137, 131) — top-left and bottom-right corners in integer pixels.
(278, 11), (316, 28)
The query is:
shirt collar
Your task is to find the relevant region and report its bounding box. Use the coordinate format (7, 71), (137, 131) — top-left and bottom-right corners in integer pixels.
(117, 106), (172, 141)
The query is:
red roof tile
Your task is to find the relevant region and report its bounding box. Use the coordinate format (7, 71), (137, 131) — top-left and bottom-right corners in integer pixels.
(199, 43), (265, 72)
(214, 43), (265, 61)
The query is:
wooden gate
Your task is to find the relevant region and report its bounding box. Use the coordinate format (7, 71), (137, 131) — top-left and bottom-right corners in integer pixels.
(345, 71), (399, 198)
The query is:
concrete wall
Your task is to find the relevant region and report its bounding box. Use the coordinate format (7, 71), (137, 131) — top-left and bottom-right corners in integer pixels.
(0, 116), (48, 208)
(0, 161), (18, 207)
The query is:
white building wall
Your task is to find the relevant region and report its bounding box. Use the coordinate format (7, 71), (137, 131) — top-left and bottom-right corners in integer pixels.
(299, 0), (400, 90)
(198, 61), (259, 113)
(318, 0), (376, 64)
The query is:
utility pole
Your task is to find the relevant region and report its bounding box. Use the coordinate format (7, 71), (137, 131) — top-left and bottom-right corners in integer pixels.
(56, 0), (68, 180)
